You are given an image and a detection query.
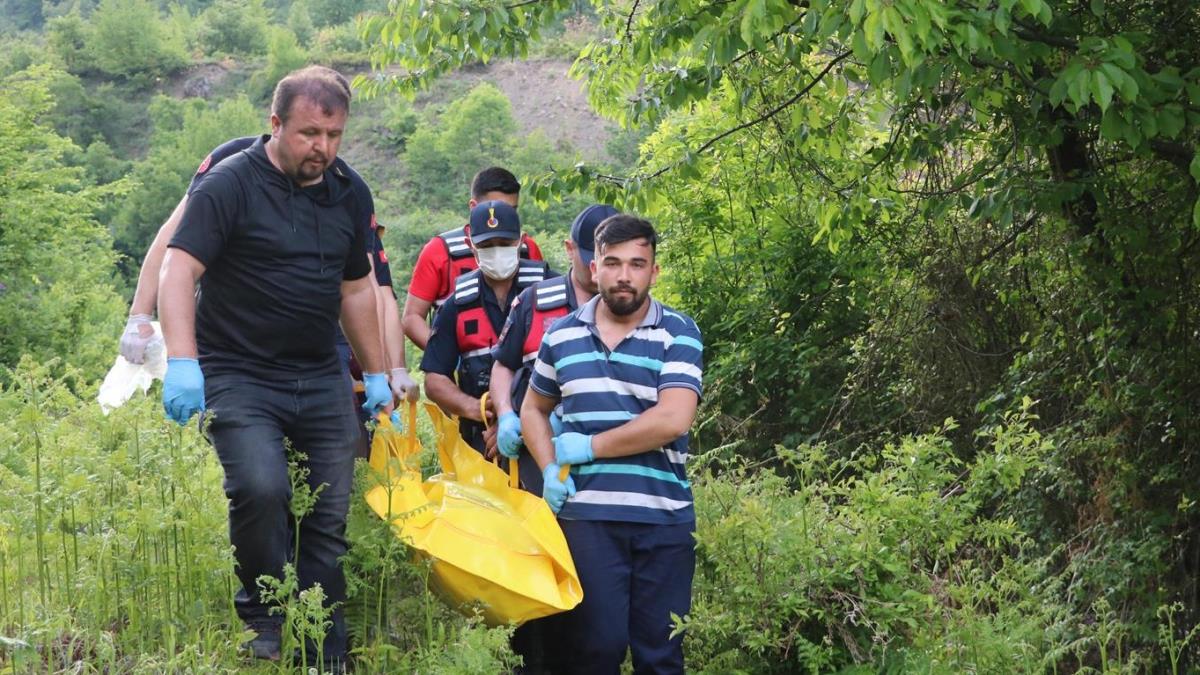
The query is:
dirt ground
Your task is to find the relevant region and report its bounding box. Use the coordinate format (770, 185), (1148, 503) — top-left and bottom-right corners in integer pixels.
(447, 58), (615, 161)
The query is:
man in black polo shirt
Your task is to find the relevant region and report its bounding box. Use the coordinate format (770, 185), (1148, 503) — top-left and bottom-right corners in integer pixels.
(158, 66), (389, 669)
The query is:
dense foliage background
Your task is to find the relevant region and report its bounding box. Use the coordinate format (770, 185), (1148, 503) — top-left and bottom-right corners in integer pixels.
(2, 0), (1200, 671)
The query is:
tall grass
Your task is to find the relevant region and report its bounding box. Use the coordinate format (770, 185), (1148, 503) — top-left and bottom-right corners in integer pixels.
(3, 359), (1198, 672)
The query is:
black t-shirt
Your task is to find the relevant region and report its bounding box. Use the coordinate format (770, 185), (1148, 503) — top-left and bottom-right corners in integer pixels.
(189, 136), (392, 290)
(170, 136), (371, 378)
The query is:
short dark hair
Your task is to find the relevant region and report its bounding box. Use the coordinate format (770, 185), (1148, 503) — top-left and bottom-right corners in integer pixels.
(271, 66), (351, 125)
(471, 167), (521, 199)
(594, 215), (657, 257)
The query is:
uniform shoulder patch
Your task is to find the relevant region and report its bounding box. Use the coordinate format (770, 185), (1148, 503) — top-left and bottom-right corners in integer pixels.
(516, 260), (548, 289)
(453, 270), (482, 306)
(534, 277), (569, 311)
(195, 154), (213, 175)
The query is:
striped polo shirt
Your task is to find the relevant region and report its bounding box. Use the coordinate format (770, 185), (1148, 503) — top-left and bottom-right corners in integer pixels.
(529, 295), (703, 525)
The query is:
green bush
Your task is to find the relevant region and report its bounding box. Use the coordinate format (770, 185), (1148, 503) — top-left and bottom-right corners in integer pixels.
(44, 12), (88, 72)
(286, 0), (315, 44)
(86, 0), (186, 79)
(684, 408), (1060, 672)
(107, 94), (261, 278)
(197, 0), (269, 56)
(247, 25), (308, 101)
(310, 22), (368, 65)
(0, 67), (127, 381)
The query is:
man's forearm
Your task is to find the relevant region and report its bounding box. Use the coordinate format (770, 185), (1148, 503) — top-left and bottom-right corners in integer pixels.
(380, 287), (406, 369)
(130, 197), (188, 315)
(520, 390), (558, 470)
(401, 293), (433, 350)
(425, 372), (483, 421)
(490, 361), (516, 415)
(590, 389), (700, 459)
(340, 278), (384, 372)
(158, 248), (201, 358)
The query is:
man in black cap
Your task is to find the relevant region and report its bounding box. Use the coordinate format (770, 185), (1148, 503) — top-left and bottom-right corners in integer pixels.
(490, 204), (618, 494)
(421, 200), (554, 454)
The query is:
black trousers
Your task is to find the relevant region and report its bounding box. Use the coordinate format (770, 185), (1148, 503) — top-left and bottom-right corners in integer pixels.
(203, 369), (361, 662)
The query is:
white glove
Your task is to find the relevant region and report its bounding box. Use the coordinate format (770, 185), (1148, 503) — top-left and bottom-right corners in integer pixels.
(119, 314), (156, 364)
(388, 367), (420, 402)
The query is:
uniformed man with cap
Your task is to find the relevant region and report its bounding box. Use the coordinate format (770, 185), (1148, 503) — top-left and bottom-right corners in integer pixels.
(421, 200), (555, 454)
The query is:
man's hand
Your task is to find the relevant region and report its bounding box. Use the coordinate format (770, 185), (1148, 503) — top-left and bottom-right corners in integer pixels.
(389, 367), (420, 402)
(120, 314), (157, 364)
(541, 463), (576, 513)
(362, 372), (391, 415)
(553, 432), (595, 465)
(163, 357), (205, 425)
(497, 412), (522, 459)
(483, 424), (499, 460)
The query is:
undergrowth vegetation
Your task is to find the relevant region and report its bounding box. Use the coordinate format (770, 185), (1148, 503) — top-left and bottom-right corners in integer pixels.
(3, 360), (1197, 672)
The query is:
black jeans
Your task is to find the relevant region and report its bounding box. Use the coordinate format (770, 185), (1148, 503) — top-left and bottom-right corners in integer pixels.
(203, 369), (361, 661)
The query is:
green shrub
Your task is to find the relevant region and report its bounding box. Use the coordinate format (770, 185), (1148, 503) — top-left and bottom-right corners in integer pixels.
(197, 0), (269, 57)
(684, 407), (1060, 672)
(247, 26), (308, 101)
(0, 67), (127, 381)
(86, 0), (186, 79)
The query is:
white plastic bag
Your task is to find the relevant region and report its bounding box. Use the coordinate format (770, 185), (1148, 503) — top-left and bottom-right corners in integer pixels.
(97, 322), (167, 414)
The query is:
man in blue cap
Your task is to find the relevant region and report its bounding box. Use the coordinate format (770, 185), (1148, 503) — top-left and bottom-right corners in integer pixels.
(490, 204), (618, 494)
(421, 200), (554, 454)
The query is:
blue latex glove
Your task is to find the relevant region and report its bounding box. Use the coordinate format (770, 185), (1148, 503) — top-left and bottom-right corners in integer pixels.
(549, 411), (563, 437)
(497, 411), (522, 459)
(163, 357), (205, 425)
(553, 432), (595, 466)
(362, 372), (391, 414)
(541, 463), (576, 514)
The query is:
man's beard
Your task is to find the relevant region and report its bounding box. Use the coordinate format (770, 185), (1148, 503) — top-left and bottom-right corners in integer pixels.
(293, 154), (327, 181)
(600, 283), (648, 316)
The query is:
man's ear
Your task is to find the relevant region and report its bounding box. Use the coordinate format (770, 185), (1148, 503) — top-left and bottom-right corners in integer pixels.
(468, 198), (479, 210)
(269, 113), (282, 137)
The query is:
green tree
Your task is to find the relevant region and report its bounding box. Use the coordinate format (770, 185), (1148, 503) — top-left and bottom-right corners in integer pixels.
(287, 0), (315, 44)
(87, 0), (186, 78)
(361, 0), (1200, 668)
(108, 95), (261, 278)
(0, 67), (127, 380)
(402, 83), (519, 212)
(249, 26), (309, 100)
(198, 0), (269, 56)
(45, 12), (89, 73)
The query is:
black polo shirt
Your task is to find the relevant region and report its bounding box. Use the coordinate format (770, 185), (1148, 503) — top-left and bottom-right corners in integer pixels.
(170, 136), (371, 378)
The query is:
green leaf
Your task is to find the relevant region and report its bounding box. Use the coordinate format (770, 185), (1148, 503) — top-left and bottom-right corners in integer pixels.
(993, 7), (1011, 35)
(1099, 107), (1126, 141)
(1158, 104), (1185, 139)
(1189, 152), (1200, 183)
(1194, 198), (1200, 229)
(1091, 70), (1114, 111)
(1067, 68), (1091, 109)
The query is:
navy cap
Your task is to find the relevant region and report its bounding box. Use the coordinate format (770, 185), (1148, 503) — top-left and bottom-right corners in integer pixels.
(570, 204), (619, 265)
(468, 200), (522, 245)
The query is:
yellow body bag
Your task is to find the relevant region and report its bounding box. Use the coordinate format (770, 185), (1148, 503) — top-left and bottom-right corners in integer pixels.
(363, 402), (583, 626)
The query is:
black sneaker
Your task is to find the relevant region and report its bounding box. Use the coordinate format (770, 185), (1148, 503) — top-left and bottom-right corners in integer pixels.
(241, 623), (281, 661)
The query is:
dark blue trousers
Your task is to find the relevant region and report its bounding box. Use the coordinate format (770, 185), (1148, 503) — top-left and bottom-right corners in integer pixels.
(552, 519), (696, 674)
(203, 370), (361, 663)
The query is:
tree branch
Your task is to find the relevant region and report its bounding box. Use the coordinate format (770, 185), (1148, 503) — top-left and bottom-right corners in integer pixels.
(637, 50), (852, 181)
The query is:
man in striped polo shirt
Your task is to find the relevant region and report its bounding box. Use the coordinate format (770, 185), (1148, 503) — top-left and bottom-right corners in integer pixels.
(522, 215), (703, 673)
